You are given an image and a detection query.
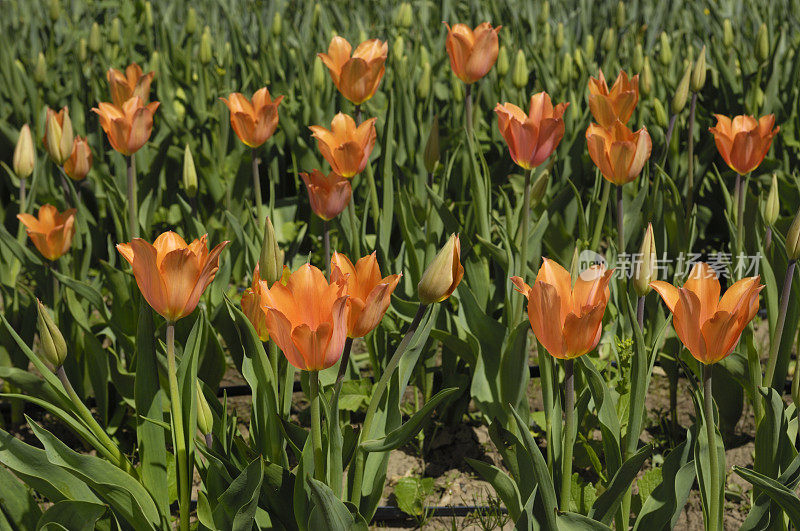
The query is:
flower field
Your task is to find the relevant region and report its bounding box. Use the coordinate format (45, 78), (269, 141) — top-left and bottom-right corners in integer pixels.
(1, 0), (800, 529)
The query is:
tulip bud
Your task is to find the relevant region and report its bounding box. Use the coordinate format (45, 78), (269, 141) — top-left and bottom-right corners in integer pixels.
(653, 98), (668, 128)
(395, 2), (412, 28)
(89, 22), (102, 53)
(419, 45), (430, 67)
(37, 300), (67, 368)
(723, 19), (734, 49)
(632, 43), (644, 73)
(313, 56), (325, 90)
(196, 381), (213, 436)
(531, 170), (549, 205)
(602, 28), (615, 52)
(659, 32), (672, 66)
(756, 23), (769, 63)
(423, 115), (440, 174)
(573, 48), (584, 73)
(568, 246), (581, 283)
(671, 62), (692, 114)
(47, 0), (60, 21)
(416, 62), (431, 99)
(312, 3), (321, 28)
(634, 223), (656, 296)
(640, 57), (653, 96)
(145, 1), (153, 26)
(616, 1), (626, 28)
(45, 108), (74, 165)
(764, 174), (779, 226)
(173, 87), (186, 122)
(418, 233), (463, 304)
(150, 50), (161, 77)
(512, 49), (529, 89)
(451, 75), (463, 102)
(259, 216), (284, 285)
(555, 23), (565, 49)
(538, 1), (550, 25)
(34, 52), (47, 84)
(271, 12), (282, 36)
(691, 46), (707, 92)
(541, 24), (552, 56)
(199, 27), (213, 65)
(13, 124), (35, 179)
(496, 45), (509, 77)
(185, 8), (197, 34)
(358, 30), (368, 45)
(560, 52), (573, 84)
(109, 18), (121, 44)
(786, 207), (800, 261)
(78, 38), (87, 62)
(392, 36), (405, 63)
(182, 145), (198, 198)
(584, 34), (595, 59)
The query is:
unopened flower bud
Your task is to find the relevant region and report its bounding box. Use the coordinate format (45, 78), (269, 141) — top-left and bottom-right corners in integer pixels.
(764, 174), (779, 226)
(560, 52), (573, 84)
(723, 19), (734, 49)
(423, 115), (439, 174)
(89, 22), (101, 52)
(44, 107), (74, 165)
(196, 381), (213, 435)
(671, 62), (692, 114)
(150, 50), (161, 78)
(78, 38), (87, 62)
(653, 98), (668, 128)
(496, 45), (509, 77)
(182, 145), (198, 198)
(395, 2), (412, 28)
(555, 23), (565, 49)
(109, 18), (121, 44)
(37, 300), (67, 368)
(512, 49), (529, 89)
(259, 216), (284, 285)
(63, 137), (92, 181)
(584, 34), (595, 59)
(199, 27), (213, 65)
(538, 1), (550, 24)
(419, 45), (430, 67)
(13, 124), (35, 179)
(34, 52), (47, 84)
(185, 8), (197, 35)
(602, 28), (615, 52)
(634, 223), (656, 296)
(358, 30), (367, 45)
(145, 1), (153, 26)
(616, 1), (626, 28)
(416, 62), (431, 99)
(418, 234), (464, 304)
(271, 12), (282, 36)
(691, 46), (707, 92)
(756, 23), (769, 63)
(392, 36), (405, 63)
(786, 207), (800, 261)
(640, 57), (653, 96)
(531, 170), (549, 205)
(573, 48), (584, 73)
(632, 43), (644, 73)
(48, 0), (60, 21)
(451, 76), (463, 102)
(659, 32), (672, 66)
(313, 56), (325, 90)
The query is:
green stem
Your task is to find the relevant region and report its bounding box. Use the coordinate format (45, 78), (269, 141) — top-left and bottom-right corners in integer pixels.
(323, 220), (331, 277)
(515, 168), (534, 323)
(167, 324), (189, 531)
(19, 179), (26, 214)
(661, 114), (677, 167)
(309, 370), (325, 482)
(127, 155), (138, 239)
(703, 364), (720, 531)
(735, 173), (746, 260)
(590, 179), (611, 251)
(616, 185), (624, 255)
(764, 260), (796, 387)
(252, 148), (263, 222)
(537, 347), (555, 473)
(560, 359), (575, 511)
(465, 84), (473, 137)
(686, 92), (697, 215)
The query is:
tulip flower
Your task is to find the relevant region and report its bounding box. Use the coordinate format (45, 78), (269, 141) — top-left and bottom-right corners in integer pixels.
(511, 258), (614, 359)
(331, 251), (401, 338)
(63, 136), (92, 181)
(300, 170), (352, 221)
(418, 234), (464, 304)
(13, 124), (35, 179)
(588, 70), (639, 128)
(495, 92), (569, 170)
(650, 262), (762, 365)
(107, 63), (154, 107)
(258, 263), (349, 371)
(93, 97), (160, 156)
(586, 121), (652, 185)
(17, 204), (76, 261)
(709, 114), (779, 175)
(318, 36), (388, 105)
(220, 87), (284, 148)
(43, 107), (74, 164)
(116, 231), (229, 323)
(444, 22), (502, 84)
(242, 264), (271, 342)
(309, 113), (377, 178)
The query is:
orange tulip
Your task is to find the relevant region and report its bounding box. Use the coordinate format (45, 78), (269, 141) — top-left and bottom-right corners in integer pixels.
(318, 36), (388, 105)
(709, 114), (779, 175)
(512, 258), (614, 360)
(650, 262), (763, 365)
(418, 234), (464, 304)
(93, 97), (160, 156)
(588, 70), (639, 128)
(220, 87), (284, 148)
(116, 231), (229, 323)
(444, 22), (502, 84)
(107, 63), (154, 107)
(43, 107), (74, 165)
(309, 113), (376, 178)
(300, 169), (352, 221)
(586, 121), (652, 185)
(17, 204), (76, 261)
(63, 136), (92, 181)
(495, 92), (569, 170)
(242, 264), (271, 342)
(258, 263), (349, 371)
(331, 251), (401, 338)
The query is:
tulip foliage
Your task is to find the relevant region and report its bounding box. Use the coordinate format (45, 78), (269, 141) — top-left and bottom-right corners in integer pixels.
(1, 1), (800, 530)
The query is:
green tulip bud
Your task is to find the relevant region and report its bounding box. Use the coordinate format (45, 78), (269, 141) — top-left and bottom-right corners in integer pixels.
(786, 206), (800, 261)
(451, 75), (463, 102)
(196, 381), (214, 436)
(393, 36), (405, 63)
(416, 62), (431, 99)
(541, 24), (552, 56)
(78, 38), (87, 62)
(560, 52), (573, 84)
(34, 52), (47, 84)
(634, 223), (656, 297)
(173, 88), (186, 122)
(145, 1), (153, 26)
(259, 216), (284, 285)
(419, 45), (430, 67)
(616, 1), (626, 28)
(185, 8), (197, 35)
(395, 2), (412, 28)
(271, 12), (282, 36)
(691, 46), (707, 92)
(358, 29), (367, 45)
(569, 246), (581, 283)
(37, 300), (67, 368)
(584, 34), (595, 59)
(418, 234), (463, 304)
(496, 45), (509, 77)
(397, 55), (409, 80)
(199, 27), (213, 65)
(512, 49), (529, 89)
(573, 47), (584, 73)
(109, 18), (121, 44)
(531, 170), (549, 205)
(555, 23), (565, 49)
(48, 0), (60, 22)
(632, 43), (644, 73)
(13, 124), (35, 179)
(150, 50), (161, 77)
(312, 3), (321, 28)
(756, 23), (769, 63)
(602, 27), (615, 52)
(538, 1), (549, 25)
(723, 19), (734, 49)
(423, 115), (440, 174)
(313, 56), (326, 89)
(764, 174), (779, 226)
(182, 145), (198, 198)
(671, 62), (691, 114)
(89, 22), (102, 53)
(640, 57), (653, 96)
(659, 32), (672, 66)
(653, 98), (668, 128)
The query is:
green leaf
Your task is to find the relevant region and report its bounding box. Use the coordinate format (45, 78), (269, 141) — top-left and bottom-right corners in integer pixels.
(37, 500), (107, 531)
(0, 463), (42, 528)
(734, 466), (800, 528)
(556, 511), (614, 530)
(579, 356), (622, 475)
(393, 476), (435, 517)
(589, 444), (652, 524)
(307, 477), (368, 531)
(633, 436), (695, 531)
(635, 467), (663, 509)
(466, 458), (523, 521)
(212, 458), (264, 531)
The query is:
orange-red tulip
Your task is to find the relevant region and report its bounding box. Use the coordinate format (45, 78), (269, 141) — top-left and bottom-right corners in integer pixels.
(43, 107), (74, 165)
(220, 88), (284, 148)
(444, 22), (501, 84)
(258, 263), (349, 371)
(93, 97), (160, 156)
(242, 264), (271, 342)
(107, 63), (154, 107)
(586, 121), (652, 185)
(17, 204), (76, 261)
(117, 231), (228, 323)
(588, 70), (639, 128)
(512, 258), (614, 360)
(709, 114), (779, 175)
(300, 170), (352, 221)
(331, 251), (401, 338)
(318, 36), (388, 105)
(63, 136), (92, 181)
(418, 234), (464, 304)
(495, 92), (569, 170)
(309, 113), (376, 178)
(650, 262), (763, 365)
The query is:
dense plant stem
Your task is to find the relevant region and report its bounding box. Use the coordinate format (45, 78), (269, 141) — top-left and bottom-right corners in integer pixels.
(204, 433), (213, 448)
(323, 220), (330, 277)
(560, 359), (575, 511)
(336, 337), (354, 386)
(251, 148), (263, 221)
(764, 260), (796, 387)
(350, 304), (428, 503)
(19, 180), (26, 213)
(465, 84), (473, 137)
(590, 180), (611, 251)
(686, 92), (697, 214)
(166, 324), (189, 531)
(309, 370), (324, 481)
(127, 155), (138, 239)
(637, 295), (645, 332)
(703, 364), (720, 531)
(616, 185), (624, 254)
(354, 104), (381, 229)
(515, 168), (534, 323)
(354, 104), (362, 125)
(661, 114), (677, 167)
(735, 173), (747, 259)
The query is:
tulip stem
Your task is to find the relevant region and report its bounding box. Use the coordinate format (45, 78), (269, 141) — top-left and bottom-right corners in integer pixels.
(703, 364), (720, 531)
(204, 433), (213, 448)
(636, 295), (645, 332)
(350, 304), (429, 505)
(19, 180), (26, 214)
(354, 105), (362, 126)
(686, 92), (697, 215)
(765, 226), (773, 254)
(127, 155), (138, 239)
(590, 179), (611, 251)
(323, 220), (331, 277)
(251, 148), (264, 222)
(764, 259), (796, 388)
(515, 168), (534, 323)
(661, 114), (677, 167)
(616, 185), (624, 254)
(336, 337), (354, 387)
(560, 358), (575, 511)
(309, 370), (325, 482)
(166, 323), (190, 531)
(465, 84), (473, 137)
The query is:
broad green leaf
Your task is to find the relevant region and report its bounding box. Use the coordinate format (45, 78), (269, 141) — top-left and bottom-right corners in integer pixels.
(37, 500), (107, 531)
(734, 466), (800, 528)
(307, 477), (368, 531)
(466, 458), (523, 520)
(0, 463), (42, 529)
(589, 444), (652, 524)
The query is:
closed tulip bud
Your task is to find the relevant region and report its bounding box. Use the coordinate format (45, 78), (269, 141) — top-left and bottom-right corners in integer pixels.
(44, 107), (74, 165)
(196, 381), (213, 435)
(313, 56), (325, 90)
(671, 62), (692, 114)
(63, 137), (92, 181)
(556, 23), (565, 49)
(416, 62), (431, 99)
(602, 28), (615, 52)
(150, 50), (161, 77)
(271, 12), (282, 36)
(312, 3), (321, 27)
(48, 0), (60, 21)
(395, 2), (412, 28)
(182, 145), (198, 198)
(538, 1), (549, 25)
(659, 32), (672, 66)
(199, 27), (213, 65)
(786, 207), (800, 261)
(723, 19), (734, 49)
(419, 45), (430, 67)
(633, 43), (644, 73)
(423, 115), (440, 174)
(531, 170), (549, 205)
(560, 52), (573, 84)
(496, 45), (509, 76)
(185, 8), (197, 34)
(641, 57), (653, 96)
(616, 1), (626, 28)
(653, 98), (668, 128)
(756, 23), (769, 63)
(89, 22), (101, 52)
(764, 174), (779, 226)
(451, 75), (463, 102)
(584, 34), (595, 59)
(418, 234), (464, 304)
(109, 18), (121, 44)
(358, 30), (368, 45)
(34, 52), (46, 84)
(259, 216), (284, 285)
(541, 24), (552, 56)
(512, 49), (529, 88)
(573, 48), (584, 73)
(393, 36), (405, 63)
(13, 124), (35, 179)
(78, 38), (87, 62)
(634, 223), (656, 296)
(37, 300), (67, 368)
(145, 1), (153, 26)
(691, 46), (707, 92)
